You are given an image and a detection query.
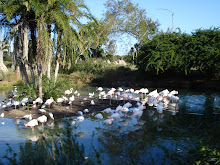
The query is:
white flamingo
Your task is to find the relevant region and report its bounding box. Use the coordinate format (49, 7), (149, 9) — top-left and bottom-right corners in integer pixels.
(97, 87), (103, 92)
(65, 88), (73, 96)
(76, 115), (84, 122)
(1, 113), (4, 118)
(90, 100), (95, 105)
(49, 112), (54, 120)
(37, 115), (47, 128)
(111, 112), (120, 119)
(107, 89), (115, 105)
(94, 113), (103, 119)
(13, 101), (20, 109)
(45, 97), (54, 110)
(35, 97), (43, 105)
(102, 108), (112, 113)
(23, 114), (32, 120)
(57, 97), (64, 105)
(83, 109), (89, 113)
(69, 95), (75, 108)
(25, 119), (38, 131)
(103, 118), (114, 125)
(89, 92), (94, 98)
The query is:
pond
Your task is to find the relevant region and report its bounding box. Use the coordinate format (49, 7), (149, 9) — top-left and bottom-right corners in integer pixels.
(0, 87), (220, 165)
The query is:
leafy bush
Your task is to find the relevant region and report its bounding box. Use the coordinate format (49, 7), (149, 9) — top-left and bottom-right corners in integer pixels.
(137, 27), (220, 79)
(16, 76), (69, 101)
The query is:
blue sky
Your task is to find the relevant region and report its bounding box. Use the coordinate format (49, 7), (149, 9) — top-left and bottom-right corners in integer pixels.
(84, 0), (220, 55)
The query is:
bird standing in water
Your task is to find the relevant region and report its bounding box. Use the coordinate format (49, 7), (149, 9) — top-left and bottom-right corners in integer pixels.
(37, 115), (47, 128)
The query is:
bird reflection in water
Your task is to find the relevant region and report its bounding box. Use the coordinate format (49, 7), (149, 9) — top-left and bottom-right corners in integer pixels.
(26, 135), (39, 142)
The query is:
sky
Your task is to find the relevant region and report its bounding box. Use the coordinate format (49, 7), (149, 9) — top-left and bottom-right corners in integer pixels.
(84, 0), (220, 55)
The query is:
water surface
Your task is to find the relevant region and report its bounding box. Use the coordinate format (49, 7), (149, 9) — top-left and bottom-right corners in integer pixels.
(0, 88), (219, 164)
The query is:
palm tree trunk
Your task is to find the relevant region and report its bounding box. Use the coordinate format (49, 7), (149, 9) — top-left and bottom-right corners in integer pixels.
(22, 22), (30, 84)
(47, 24), (52, 79)
(0, 43), (8, 73)
(38, 64), (43, 99)
(37, 16), (44, 99)
(54, 32), (62, 83)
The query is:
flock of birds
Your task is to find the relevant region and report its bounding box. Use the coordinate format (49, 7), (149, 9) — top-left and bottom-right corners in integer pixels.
(0, 86), (180, 133)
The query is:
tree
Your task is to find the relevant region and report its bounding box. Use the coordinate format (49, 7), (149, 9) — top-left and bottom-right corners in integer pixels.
(1, 0), (95, 98)
(0, 40), (9, 73)
(104, 0), (159, 43)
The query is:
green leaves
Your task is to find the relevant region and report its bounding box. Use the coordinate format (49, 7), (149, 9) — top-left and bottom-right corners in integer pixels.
(137, 28), (220, 78)
(104, 0), (159, 42)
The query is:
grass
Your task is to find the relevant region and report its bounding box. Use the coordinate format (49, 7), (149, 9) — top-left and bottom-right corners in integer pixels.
(0, 70), (21, 91)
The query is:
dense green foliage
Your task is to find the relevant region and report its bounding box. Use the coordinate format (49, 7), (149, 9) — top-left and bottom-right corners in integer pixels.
(137, 28), (220, 78)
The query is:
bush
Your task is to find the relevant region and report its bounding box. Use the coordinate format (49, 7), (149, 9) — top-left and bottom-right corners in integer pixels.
(137, 28), (220, 79)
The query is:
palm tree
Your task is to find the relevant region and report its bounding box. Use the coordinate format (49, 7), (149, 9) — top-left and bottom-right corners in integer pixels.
(0, 40), (9, 73)
(1, 0), (95, 98)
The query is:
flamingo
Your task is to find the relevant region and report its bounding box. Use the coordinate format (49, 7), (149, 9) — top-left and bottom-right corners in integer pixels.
(111, 112), (120, 126)
(39, 109), (47, 113)
(77, 111), (83, 116)
(121, 107), (129, 116)
(132, 110), (143, 123)
(76, 115), (84, 122)
(99, 91), (106, 99)
(25, 119), (38, 131)
(65, 88), (73, 96)
(89, 92), (94, 98)
(148, 89), (159, 98)
(45, 97), (54, 110)
(37, 115), (47, 128)
(159, 89), (169, 97)
(97, 87), (103, 92)
(23, 114), (32, 120)
(170, 95), (179, 103)
(116, 105), (123, 112)
(107, 89), (115, 105)
(156, 103), (164, 114)
(35, 97), (43, 105)
(140, 88), (149, 99)
(102, 108), (112, 113)
(90, 100), (95, 105)
(69, 95), (75, 108)
(83, 109), (89, 113)
(94, 113), (103, 119)
(57, 97), (64, 105)
(111, 112), (120, 119)
(13, 101), (20, 109)
(103, 118), (114, 125)
(21, 97), (29, 107)
(123, 102), (132, 108)
(49, 112), (54, 120)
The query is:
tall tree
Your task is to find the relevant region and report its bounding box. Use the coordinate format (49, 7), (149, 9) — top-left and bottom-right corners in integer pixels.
(0, 40), (9, 73)
(104, 0), (159, 43)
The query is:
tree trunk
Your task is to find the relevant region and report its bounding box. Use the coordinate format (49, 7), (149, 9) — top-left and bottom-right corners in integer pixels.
(47, 24), (52, 79)
(12, 34), (20, 77)
(22, 22), (30, 84)
(38, 64), (43, 99)
(29, 21), (37, 85)
(0, 45), (8, 73)
(54, 32), (62, 83)
(37, 17), (44, 99)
